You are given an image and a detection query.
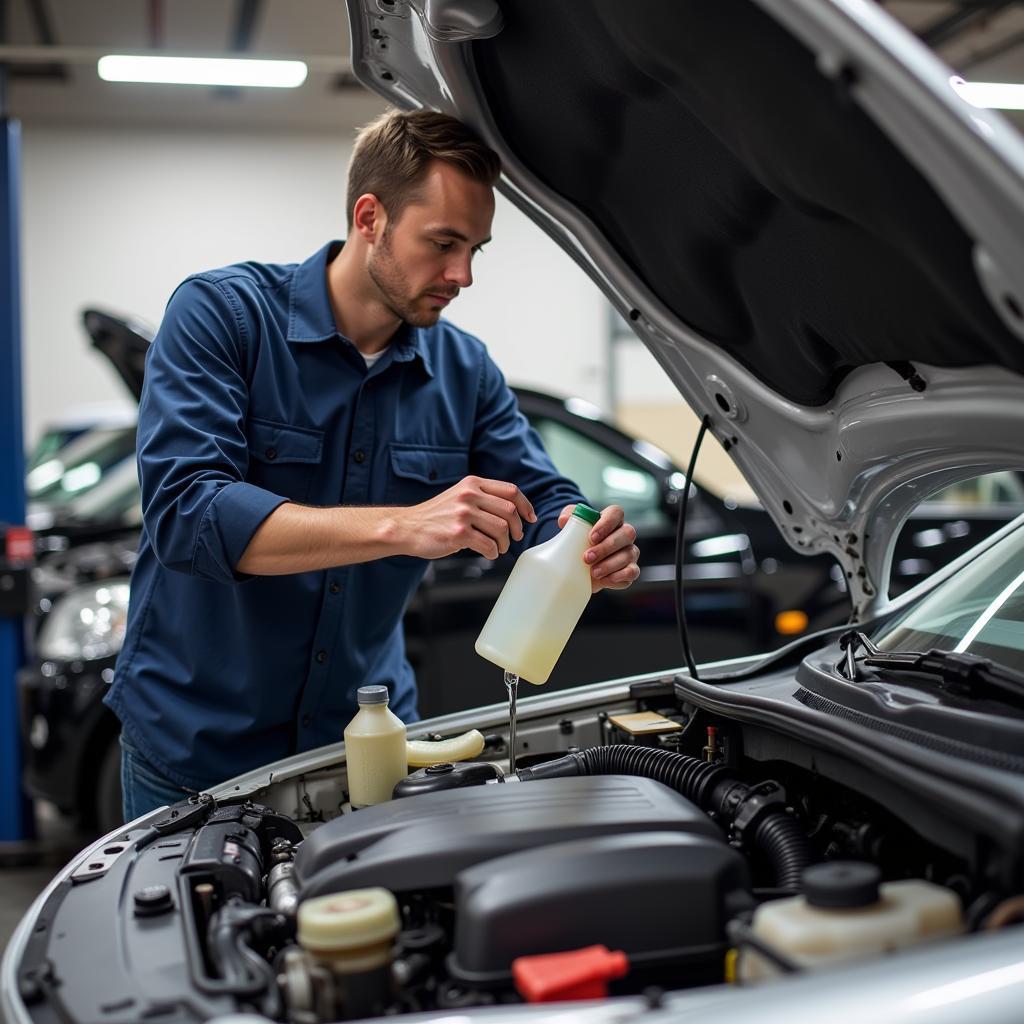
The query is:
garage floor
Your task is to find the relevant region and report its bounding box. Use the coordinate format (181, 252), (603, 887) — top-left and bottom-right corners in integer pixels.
(0, 803), (97, 1024)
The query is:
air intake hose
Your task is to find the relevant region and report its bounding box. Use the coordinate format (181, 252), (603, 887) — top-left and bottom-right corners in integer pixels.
(517, 746), (810, 890)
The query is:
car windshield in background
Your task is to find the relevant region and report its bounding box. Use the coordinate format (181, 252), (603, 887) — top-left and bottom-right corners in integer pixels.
(26, 426), (136, 508)
(876, 520), (1024, 673)
(532, 416), (670, 530)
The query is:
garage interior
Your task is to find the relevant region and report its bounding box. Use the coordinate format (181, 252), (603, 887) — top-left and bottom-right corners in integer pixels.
(3, 0), (1024, 993)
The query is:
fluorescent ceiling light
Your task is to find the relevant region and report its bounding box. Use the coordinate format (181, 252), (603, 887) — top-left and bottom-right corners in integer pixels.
(97, 55), (308, 88)
(951, 78), (1024, 110)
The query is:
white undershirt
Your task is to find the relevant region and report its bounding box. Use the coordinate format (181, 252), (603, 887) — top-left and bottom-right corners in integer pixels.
(361, 347), (390, 369)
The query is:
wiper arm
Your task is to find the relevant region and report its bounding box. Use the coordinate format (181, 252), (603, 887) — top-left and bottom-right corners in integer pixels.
(838, 630), (1024, 706)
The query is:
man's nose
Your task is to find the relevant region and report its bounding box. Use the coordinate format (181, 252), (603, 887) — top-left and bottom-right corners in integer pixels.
(445, 252), (473, 289)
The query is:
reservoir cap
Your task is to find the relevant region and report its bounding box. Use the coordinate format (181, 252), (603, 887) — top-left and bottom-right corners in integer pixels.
(803, 861), (881, 909)
(298, 888), (401, 952)
(357, 685), (389, 705)
(134, 884), (174, 917)
(571, 503), (601, 525)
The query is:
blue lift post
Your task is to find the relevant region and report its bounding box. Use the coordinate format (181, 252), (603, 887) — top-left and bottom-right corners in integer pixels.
(0, 112), (31, 842)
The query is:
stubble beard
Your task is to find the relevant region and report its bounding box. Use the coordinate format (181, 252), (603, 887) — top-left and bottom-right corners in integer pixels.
(367, 232), (445, 329)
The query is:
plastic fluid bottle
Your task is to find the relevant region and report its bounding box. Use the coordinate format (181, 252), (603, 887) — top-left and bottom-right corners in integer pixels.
(343, 685), (407, 808)
(475, 503), (600, 685)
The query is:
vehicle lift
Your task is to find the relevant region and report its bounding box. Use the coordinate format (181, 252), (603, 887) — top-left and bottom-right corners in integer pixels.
(1, 70), (33, 842)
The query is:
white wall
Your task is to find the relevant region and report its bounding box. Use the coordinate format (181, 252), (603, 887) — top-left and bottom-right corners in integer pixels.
(19, 124), (609, 443)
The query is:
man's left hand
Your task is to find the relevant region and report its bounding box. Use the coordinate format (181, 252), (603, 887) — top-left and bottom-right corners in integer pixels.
(557, 503), (640, 593)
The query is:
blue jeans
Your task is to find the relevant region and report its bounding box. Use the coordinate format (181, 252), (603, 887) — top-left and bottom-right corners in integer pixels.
(120, 735), (193, 822)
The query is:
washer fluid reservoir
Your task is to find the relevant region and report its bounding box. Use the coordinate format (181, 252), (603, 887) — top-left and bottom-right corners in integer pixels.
(740, 862), (963, 980)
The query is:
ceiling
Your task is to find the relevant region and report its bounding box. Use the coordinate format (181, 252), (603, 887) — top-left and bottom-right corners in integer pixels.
(0, 0), (387, 132)
(1, 0), (1023, 133)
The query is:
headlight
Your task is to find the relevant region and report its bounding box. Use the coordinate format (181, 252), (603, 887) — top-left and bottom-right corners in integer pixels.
(36, 579), (131, 662)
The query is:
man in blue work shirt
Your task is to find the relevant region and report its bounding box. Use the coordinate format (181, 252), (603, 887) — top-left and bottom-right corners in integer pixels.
(105, 110), (641, 820)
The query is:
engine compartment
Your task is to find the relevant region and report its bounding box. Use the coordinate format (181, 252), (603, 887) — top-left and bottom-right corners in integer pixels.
(14, 671), (1024, 1023)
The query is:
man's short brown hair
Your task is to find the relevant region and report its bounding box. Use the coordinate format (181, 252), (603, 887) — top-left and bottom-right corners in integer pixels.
(346, 109), (501, 230)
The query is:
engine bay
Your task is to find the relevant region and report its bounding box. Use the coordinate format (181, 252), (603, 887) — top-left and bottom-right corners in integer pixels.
(13, 667), (1024, 1023)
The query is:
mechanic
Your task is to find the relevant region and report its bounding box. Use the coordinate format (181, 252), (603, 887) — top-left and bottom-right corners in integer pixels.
(105, 110), (641, 821)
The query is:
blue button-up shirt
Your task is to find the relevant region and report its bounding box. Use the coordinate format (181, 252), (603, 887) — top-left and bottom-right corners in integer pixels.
(105, 241), (583, 791)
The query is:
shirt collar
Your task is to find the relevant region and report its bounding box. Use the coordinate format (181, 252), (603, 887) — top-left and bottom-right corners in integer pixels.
(287, 240), (434, 378)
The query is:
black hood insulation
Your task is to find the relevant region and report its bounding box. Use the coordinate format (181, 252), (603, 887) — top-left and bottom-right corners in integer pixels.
(473, 0), (1024, 405)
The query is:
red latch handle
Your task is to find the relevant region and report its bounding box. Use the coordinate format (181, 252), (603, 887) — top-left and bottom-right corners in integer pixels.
(512, 945), (629, 1003)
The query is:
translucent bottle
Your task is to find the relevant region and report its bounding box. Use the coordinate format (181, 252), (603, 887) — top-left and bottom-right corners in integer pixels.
(343, 685), (407, 808)
(475, 503), (600, 685)
(739, 863), (963, 980)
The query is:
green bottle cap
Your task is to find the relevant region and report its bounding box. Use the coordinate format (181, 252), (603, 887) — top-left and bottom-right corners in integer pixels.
(571, 503), (601, 525)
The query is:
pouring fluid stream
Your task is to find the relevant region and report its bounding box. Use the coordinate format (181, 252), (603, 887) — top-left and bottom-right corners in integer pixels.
(504, 670), (519, 775)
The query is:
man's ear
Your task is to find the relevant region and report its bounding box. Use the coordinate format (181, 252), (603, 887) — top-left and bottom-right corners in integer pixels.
(352, 193), (388, 244)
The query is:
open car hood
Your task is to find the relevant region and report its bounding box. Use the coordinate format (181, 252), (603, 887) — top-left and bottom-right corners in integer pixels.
(81, 308), (151, 403)
(345, 0), (1024, 616)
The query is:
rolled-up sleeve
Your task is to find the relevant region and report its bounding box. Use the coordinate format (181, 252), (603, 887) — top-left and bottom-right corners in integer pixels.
(470, 351), (585, 549)
(137, 276), (287, 584)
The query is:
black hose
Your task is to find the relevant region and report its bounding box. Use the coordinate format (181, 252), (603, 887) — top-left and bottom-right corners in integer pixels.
(752, 813), (812, 891)
(569, 744), (732, 809)
(520, 746), (812, 890)
(207, 900), (287, 1017)
(675, 414), (711, 680)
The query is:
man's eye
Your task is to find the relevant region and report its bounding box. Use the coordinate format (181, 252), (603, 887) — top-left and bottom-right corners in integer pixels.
(433, 241), (453, 252)
(472, 245), (486, 256)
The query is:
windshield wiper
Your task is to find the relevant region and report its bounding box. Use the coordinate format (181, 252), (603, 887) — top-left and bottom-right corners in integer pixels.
(838, 630), (1024, 707)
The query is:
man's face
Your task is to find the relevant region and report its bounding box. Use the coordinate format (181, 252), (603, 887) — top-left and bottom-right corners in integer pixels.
(366, 160), (495, 328)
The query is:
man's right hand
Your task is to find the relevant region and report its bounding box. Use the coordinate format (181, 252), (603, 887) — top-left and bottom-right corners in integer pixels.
(398, 476), (537, 560)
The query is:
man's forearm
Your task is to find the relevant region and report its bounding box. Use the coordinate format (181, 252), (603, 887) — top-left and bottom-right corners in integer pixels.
(236, 502), (408, 576)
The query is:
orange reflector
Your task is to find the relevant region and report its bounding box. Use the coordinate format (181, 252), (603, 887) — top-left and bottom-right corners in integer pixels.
(775, 610), (808, 635)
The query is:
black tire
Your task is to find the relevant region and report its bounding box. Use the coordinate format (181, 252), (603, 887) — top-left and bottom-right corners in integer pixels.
(94, 738), (124, 836)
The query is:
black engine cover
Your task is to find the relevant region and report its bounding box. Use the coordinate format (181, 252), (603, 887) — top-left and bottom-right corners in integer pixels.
(450, 831), (751, 984)
(294, 776), (723, 898)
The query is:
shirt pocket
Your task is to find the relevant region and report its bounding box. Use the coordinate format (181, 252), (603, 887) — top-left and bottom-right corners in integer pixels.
(385, 444), (469, 505)
(246, 417), (324, 503)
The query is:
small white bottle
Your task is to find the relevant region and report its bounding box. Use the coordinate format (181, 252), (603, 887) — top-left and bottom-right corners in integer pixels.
(475, 503), (599, 685)
(343, 685), (407, 808)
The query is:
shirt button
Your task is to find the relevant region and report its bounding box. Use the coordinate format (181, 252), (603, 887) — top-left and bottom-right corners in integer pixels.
(265, 447), (277, 461)
(301, 714), (311, 728)
(329, 582), (340, 595)
(315, 649), (327, 664)
(353, 449), (366, 463)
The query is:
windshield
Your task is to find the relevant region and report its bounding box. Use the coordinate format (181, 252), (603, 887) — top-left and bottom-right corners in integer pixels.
(876, 522), (1024, 673)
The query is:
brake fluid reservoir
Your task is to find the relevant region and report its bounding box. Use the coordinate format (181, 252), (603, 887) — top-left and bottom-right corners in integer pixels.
(298, 888), (400, 1018)
(475, 503), (599, 685)
(344, 685), (407, 808)
(298, 888), (400, 973)
(740, 862), (963, 981)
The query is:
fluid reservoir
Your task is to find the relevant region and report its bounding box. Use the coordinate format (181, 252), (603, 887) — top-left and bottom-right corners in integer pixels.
(298, 887), (400, 973)
(298, 888), (400, 1018)
(344, 685), (407, 809)
(475, 503), (598, 685)
(740, 862), (963, 981)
